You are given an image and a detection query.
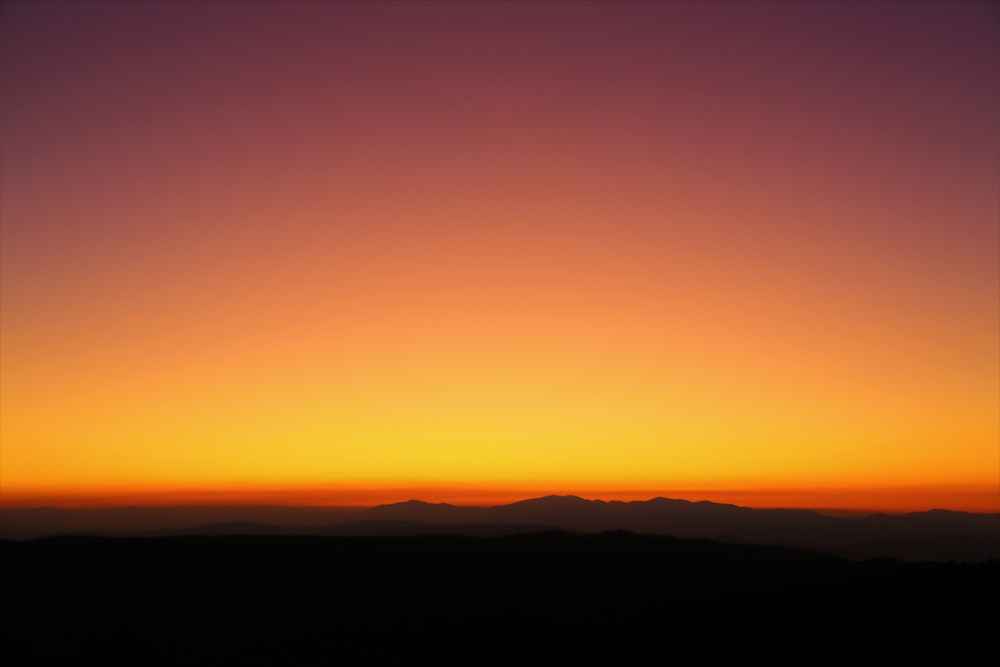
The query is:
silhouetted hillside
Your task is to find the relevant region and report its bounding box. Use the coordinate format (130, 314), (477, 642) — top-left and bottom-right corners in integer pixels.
(4, 495), (997, 562)
(3, 532), (997, 665)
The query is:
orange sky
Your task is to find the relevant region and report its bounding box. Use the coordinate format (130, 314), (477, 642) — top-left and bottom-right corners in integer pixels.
(2, 1), (998, 514)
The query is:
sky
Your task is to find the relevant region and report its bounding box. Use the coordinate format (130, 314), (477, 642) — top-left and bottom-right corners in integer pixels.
(1, 1), (998, 514)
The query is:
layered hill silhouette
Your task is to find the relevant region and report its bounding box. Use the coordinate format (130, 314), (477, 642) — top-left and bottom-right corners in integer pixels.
(3, 494), (998, 562)
(4, 495), (998, 664)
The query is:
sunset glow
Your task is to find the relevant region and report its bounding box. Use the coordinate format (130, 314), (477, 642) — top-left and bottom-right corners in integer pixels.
(2, 1), (997, 514)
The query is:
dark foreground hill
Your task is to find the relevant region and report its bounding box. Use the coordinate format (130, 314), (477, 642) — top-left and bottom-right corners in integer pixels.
(3, 532), (997, 665)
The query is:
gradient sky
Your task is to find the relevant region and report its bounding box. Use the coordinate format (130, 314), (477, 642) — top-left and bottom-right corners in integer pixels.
(2, 1), (998, 513)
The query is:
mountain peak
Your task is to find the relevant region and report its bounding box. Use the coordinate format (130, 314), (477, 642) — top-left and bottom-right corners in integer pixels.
(505, 495), (593, 507)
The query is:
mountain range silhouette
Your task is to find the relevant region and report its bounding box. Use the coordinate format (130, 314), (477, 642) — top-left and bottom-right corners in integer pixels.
(7, 491), (997, 665)
(3, 494), (998, 561)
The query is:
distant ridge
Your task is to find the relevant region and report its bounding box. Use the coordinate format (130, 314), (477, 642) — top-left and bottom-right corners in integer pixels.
(2, 494), (998, 562)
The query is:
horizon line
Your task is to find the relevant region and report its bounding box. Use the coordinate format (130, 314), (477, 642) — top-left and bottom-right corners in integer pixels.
(3, 486), (999, 516)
